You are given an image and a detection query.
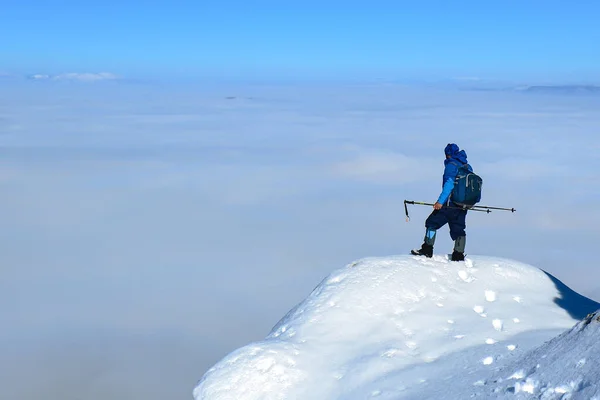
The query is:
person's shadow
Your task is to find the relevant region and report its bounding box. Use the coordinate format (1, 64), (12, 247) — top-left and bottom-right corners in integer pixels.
(542, 270), (600, 320)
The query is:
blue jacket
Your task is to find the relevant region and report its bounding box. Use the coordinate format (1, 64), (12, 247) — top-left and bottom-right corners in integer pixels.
(437, 147), (472, 204)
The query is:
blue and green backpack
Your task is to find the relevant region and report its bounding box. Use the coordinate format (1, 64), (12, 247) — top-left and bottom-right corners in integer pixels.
(452, 164), (483, 208)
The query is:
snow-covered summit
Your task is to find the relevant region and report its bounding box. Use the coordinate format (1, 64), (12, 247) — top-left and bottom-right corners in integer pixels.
(193, 255), (599, 399)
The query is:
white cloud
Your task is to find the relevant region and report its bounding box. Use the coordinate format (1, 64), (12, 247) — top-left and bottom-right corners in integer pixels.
(478, 158), (566, 181)
(28, 72), (120, 81)
(330, 149), (438, 184)
(29, 74), (51, 80)
(54, 72), (120, 81)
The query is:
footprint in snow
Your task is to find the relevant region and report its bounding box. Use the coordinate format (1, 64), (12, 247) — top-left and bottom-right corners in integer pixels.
(473, 305), (486, 317)
(458, 270), (474, 283)
(485, 290), (497, 302)
(492, 319), (503, 331)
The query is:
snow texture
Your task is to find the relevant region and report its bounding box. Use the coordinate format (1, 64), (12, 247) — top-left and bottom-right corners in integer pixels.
(482, 310), (600, 399)
(193, 255), (600, 399)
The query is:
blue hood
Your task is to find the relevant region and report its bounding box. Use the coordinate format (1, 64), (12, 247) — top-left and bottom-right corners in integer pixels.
(444, 143), (468, 165)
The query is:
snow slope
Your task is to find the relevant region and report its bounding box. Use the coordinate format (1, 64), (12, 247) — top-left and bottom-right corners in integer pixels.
(479, 310), (600, 399)
(193, 255), (599, 399)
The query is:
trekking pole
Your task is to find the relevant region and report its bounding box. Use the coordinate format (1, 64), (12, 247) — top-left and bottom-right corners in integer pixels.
(404, 200), (490, 222)
(470, 204), (516, 212)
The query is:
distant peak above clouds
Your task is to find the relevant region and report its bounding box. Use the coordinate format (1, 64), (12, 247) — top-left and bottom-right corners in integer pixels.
(27, 72), (120, 82)
(516, 85), (600, 94)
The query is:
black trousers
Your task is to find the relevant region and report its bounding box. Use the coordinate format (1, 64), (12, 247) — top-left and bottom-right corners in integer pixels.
(425, 204), (467, 241)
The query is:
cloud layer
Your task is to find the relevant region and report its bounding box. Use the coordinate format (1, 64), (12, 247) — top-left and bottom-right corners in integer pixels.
(1, 82), (600, 399)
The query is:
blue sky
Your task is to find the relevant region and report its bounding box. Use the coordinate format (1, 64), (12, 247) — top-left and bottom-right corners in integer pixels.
(2, 0), (599, 81)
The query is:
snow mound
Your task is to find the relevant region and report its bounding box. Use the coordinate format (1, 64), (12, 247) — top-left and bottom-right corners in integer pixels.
(193, 255), (599, 400)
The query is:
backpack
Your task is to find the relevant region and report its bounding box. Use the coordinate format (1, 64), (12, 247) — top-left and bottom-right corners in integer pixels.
(452, 163), (482, 208)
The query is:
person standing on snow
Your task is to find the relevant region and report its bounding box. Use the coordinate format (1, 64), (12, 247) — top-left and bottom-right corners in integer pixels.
(412, 143), (472, 261)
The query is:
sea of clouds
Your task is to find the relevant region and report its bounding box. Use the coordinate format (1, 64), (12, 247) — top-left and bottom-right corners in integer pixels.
(1, 80), (599, 399)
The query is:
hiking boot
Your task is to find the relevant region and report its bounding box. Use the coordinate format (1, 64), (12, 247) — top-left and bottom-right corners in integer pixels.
(411, 243), (433, 258)
(451, 251), (465, 261)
